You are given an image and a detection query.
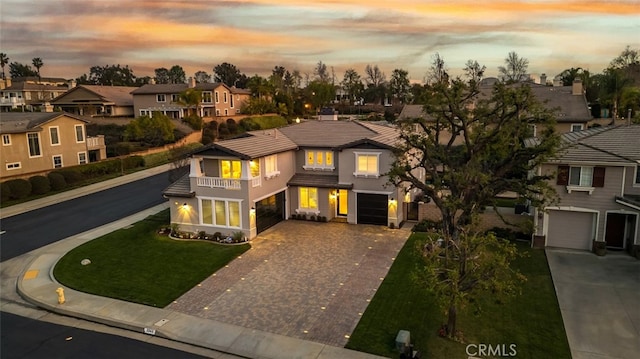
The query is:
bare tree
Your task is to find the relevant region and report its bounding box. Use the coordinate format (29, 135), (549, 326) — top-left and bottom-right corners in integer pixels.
(426, 53), (448, 85)
(498, 51), (529, 83)
(464, 59), (486, 84)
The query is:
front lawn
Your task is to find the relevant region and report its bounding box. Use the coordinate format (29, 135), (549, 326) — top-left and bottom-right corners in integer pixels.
(346, 233), (570, 359)
(53, 209), (249, 307)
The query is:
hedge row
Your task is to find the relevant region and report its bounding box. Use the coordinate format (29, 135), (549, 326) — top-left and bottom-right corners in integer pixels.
(0, 156), (145, 202)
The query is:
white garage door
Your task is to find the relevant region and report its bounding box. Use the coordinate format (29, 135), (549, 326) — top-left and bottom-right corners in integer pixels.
(547, 210), (595, 250)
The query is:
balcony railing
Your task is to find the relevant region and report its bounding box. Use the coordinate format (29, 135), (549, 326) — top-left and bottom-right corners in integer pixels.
(251, 176), (261, 187)
(86, 135), (105, 149)
(197, 176), (242, 190)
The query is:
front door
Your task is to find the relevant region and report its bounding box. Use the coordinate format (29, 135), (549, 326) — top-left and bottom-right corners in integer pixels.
(605, 213), (627, 249)
(337, 189), (348, 217)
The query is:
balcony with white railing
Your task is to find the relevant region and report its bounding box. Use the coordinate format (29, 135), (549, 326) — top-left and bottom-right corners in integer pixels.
(86, 135), (105, 150)
(196, 176), (242, 190)
(251, 176), (262, 187)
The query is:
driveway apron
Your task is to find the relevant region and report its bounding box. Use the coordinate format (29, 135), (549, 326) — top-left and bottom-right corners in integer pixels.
(546, 250), (640, 359)
(168, 221), (411, 347)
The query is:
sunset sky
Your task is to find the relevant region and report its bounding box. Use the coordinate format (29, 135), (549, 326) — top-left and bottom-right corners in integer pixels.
(1, 0), (638, 82)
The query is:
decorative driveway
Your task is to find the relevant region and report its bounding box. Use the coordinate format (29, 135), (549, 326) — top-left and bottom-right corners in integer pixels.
(546, 250), (640, 359)
(167, 221), (411, 347)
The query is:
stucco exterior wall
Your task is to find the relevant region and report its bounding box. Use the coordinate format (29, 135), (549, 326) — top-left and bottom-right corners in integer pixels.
(1, 116), (89, 179)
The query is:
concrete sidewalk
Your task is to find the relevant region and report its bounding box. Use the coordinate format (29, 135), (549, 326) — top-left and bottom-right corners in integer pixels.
(14, 206), (388, 359)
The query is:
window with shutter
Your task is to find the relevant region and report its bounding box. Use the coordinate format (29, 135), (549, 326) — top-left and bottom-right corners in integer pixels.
(592, 167), (605, 187)
(556, 165), (569, 185)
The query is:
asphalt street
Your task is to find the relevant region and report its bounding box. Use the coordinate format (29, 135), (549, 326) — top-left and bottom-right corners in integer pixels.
(0, 172), (170, 261)
(1, 311), (209, 359)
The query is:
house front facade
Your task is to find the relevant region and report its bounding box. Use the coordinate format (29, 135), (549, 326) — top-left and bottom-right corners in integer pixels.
(131, 80), (250, 119)
(163, 120), (406, 239)
(1, 77), (71, 112)
(534, 125), (640, 254)
(0, 112), (107, 179)
(51, 85), (138, 117)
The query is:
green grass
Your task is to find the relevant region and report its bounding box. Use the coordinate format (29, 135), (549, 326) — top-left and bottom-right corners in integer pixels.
(53, 209), (249, 308)
(346, 233), (570, 359)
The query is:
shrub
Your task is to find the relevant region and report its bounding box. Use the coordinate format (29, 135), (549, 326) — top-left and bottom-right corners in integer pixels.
(29, 175), (51, 195)
(122, 155), (145, 170)
(6, 178), (32, 199)
(182, 115), (203, 130)
(232, 231), (245, 242)
(213, 232), (223, 241)
(54, 169), (83, 184)
(239, 118), (261, 131)
(310, 215), (316, 221)
(217, 122), (230, 138)
(47, 172), (67, 191)
(412, 219), (442, 232)
(226, 119), (238, 134)
(0, 182), (12, 202)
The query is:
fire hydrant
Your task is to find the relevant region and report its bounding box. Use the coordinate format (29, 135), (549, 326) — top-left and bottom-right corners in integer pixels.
(56, 287), (65, 304)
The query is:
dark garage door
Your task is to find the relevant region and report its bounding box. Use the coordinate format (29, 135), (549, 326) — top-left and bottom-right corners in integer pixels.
(256, 191), (285, 233)
(357, 193), (388, 225)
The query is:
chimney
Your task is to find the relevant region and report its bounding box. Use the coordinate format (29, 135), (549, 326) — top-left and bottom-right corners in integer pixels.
(188, 77), (196, 88)
(572, 79), (583, 95)
(68, 79), (76, 89)
(540, 73), (547, 85)
(149, 78), (156, 85)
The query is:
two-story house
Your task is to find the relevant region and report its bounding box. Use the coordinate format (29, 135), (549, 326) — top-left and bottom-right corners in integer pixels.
(51, 84), (138, 117)
(398, 78), (594, 135)
(131, 79), (250, 119)
(163, 120), (405, 239)
(0, 112), (107, 180)
(1, 77), (71, 112)
(534, 125), (640, 254)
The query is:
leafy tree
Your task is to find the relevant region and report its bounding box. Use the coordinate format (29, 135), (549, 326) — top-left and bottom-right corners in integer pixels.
(364, 64), (387, 105)
(247, 74), (274, 99)
(0, 53), (9, 79)
(388, 57), (561, 337)
(240, 97), (276, 115)
(154, 67), (170, 84)
(194, 70), (211, 84)
(176, 88), (202, 118)
(124, 113), (175, 146)
(9, 62), (37, 78)
(135, 76), (152, 86)
(32, 57), (43, 78)
(168, 65), (186, 84)
(307, 80), (335, 109)
(314, 61), (330, 83)
(498, 51), (529, 83)
(557, 67), (586, 86)
(341, 68), (364, 104)
(389, 68), (411, 104)
(610, 45), (639, 69)
(213, 62), (244, 87)
(79, 64), (136, 86)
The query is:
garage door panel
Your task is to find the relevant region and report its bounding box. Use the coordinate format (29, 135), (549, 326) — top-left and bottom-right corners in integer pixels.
(357, 193), (388, 225)
(547, 210), (593, 250)
(256, 192), (284, 233)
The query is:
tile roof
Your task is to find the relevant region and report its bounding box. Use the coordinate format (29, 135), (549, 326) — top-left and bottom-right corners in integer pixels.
(0, 112), (87, 134)
(162, 174), (194, 198)
(287, 173), (353, 189)
(194, 129), (298, 160)
(552, 125), (640, 164)
(131, 82), (249, 95)
(398, 83), (591, 123)
(277, 120), (397, 148)
(80, 85), (138, 106)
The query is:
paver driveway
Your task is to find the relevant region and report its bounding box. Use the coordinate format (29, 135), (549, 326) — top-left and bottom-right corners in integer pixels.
(547, 249), (640, 359)
(168, 220), (410, 347)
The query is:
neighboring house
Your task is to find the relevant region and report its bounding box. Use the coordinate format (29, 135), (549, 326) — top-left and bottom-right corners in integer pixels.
(533, 125), (640, 253)
(163, 120), (406, 239)
(0, 77), (71, 112)
(51, 85), (138, 117)
(0, 112), (107, 179)
(131, 79), (251, 119)
(398, 78), (595, 135)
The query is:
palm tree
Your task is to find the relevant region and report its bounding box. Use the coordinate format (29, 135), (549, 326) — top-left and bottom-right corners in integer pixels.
(177, 88), (202, 118)
(32, 57), (43, 80)
(0, 53), (9, 80)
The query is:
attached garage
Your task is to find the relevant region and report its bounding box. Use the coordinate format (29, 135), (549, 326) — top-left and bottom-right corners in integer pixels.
(256, 191), (285, 234)
(357, 193), (388, 225)
(546, 210), (596, 250)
